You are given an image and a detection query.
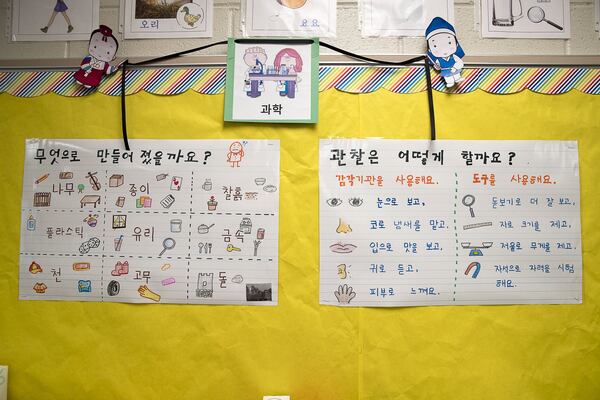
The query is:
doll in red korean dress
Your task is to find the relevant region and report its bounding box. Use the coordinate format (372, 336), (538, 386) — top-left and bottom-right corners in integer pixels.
(74, 25), (120, 89)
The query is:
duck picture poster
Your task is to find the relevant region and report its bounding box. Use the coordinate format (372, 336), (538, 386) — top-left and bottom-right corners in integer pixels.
(122, 0), (213, 39)
(242, 0), (336, 37)
(224, 38), (319, 123)
(19, 139), (280, 305)
(11, 0), (99, 41)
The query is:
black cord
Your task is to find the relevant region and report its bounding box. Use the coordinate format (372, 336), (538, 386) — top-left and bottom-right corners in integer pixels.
(119, 39), (438, 150)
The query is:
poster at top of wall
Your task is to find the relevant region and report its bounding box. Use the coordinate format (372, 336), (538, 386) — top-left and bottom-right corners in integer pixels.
(224, 38), (319, 123)
(320, 139), (582, 307)
(360, 0), (454, 37)
(242, 0), (336, 37)
(481, 0), (570, 38)
(122, 0), (213, 39)
(11, 0), (99, 41)
(19, 139), (280, 305)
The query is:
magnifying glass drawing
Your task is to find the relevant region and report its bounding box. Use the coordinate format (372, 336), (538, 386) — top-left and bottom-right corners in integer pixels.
(527, 7), (563, 31)
(462, 194), (476, 218)
(159, 237), (176, 256)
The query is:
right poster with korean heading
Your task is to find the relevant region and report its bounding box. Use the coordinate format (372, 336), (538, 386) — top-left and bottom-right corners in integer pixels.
(319, 140), (582, 307)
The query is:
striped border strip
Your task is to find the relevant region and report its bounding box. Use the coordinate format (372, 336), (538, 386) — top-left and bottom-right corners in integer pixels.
(1, 66), (599, 97)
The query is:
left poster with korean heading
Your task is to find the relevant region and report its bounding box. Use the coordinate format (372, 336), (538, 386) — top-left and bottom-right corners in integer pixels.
(20, 139), (280, 305)
(11, 0), (100, 41)
(122, 0), (213, 39)
(224, 38), (319, 123)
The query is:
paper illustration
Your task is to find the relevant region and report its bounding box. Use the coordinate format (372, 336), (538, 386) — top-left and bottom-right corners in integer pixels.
(224, 38), (319, 123)
(481, 0), (570, 38)
(320, 139), (582, 307)
(242, 0), (336, 37)
(361, 0), (453, 37)
(11, 0), (100, 41)
(426, 17), (465, 88)
(74, 25), (120, 89)
(122, 0), (213, 39)
(20, 139), (280, 305)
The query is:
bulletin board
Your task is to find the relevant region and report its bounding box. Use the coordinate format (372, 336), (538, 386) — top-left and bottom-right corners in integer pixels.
(0, 76), (599, 399)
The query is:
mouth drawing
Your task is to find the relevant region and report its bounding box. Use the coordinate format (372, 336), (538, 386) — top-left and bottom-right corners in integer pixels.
(329, 242), (357, 254)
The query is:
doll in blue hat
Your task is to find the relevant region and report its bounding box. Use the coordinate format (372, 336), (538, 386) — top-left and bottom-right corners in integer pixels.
(425, 17), (465, 88)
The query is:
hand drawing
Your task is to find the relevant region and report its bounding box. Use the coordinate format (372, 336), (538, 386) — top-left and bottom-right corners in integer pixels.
(226, 244), (241, 252)
(159, 238), (176, 256)
(111, 261), (129, 276)
(326, 198), (343, 207)
(109, 174), (124, 187)
(232, 274), (244, 284)
(33, 282), (48, 294)
(178, 5), (203, 28)
(78, 280), (92, 293)
(337, 264), (348, 279)
(263, 184), (277, 193)
(161, 277), (176, 286)
(254, 177), (266, 186)
(348, 197), (363, 207)
(79, 237), (100, 254)
(196, 273), (214, 298)
(336, 218), (352, 234)
(465, 262), (481, 278)
(107, 280), (120, 296)
(41, 0), (73, 33)
(35, 173), (50, 184)
(253, 240), (262, 256)
(138, 285), (161, 302)
(29, 261), (43, 274)
(227, 141), (245, 167)
(462, 194), (476, 218)
(207, 196), (218, 211)
(198, 223), (215, 234)
(463, 222), (492, 230)
(329, 242), (357, 254)
(334, 284), (356, 304)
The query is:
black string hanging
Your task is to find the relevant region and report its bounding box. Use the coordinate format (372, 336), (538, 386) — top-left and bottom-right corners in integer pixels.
(119, 39), (436, 151)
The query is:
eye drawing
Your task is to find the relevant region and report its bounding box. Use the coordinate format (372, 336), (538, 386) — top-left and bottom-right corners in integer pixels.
(326, 198), (343, 207)
(348, 198), (363, 207)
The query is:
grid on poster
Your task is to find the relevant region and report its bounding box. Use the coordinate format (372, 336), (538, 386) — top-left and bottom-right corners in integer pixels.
(20, 139), (280, 305)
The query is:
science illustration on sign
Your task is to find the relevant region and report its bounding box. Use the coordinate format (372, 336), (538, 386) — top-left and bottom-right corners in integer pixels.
(319, 139), (582, 307)
(224, 38), (319, 123)
(19, 139), (280, 305)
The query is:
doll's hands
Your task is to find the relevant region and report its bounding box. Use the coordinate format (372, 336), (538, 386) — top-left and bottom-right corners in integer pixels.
(453, 56), (464, 70)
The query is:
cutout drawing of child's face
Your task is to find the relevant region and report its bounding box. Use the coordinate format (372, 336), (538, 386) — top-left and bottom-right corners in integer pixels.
(243, 51), (267, 67)
(229, 142), (243, 154)
(89, 33), (118, 62)
(428, 34), (457, 58)
(279, 54), (297, 69)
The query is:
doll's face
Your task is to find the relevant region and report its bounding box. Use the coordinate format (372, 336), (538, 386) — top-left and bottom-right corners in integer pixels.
(89, 33), (118, 62)
(243, 51), (267, 67)
(428, 33), (457, 58)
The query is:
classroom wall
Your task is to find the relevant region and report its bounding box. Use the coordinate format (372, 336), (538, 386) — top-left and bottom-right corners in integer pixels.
(1, 0), (599, 61)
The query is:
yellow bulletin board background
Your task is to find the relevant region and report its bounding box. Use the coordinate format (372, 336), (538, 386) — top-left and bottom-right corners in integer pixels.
(0, 87), (599, 400)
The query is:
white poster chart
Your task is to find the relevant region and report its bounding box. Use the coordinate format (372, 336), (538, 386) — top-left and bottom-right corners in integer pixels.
(481, 0), (570, 39)
(242, 0), (336, 37)
(122, 0), (213, 39)
(360, 0), (454, 37)
(11, 0), (99, 41)
(20, 139), (280, 305)
(319, 139), (582, 307)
